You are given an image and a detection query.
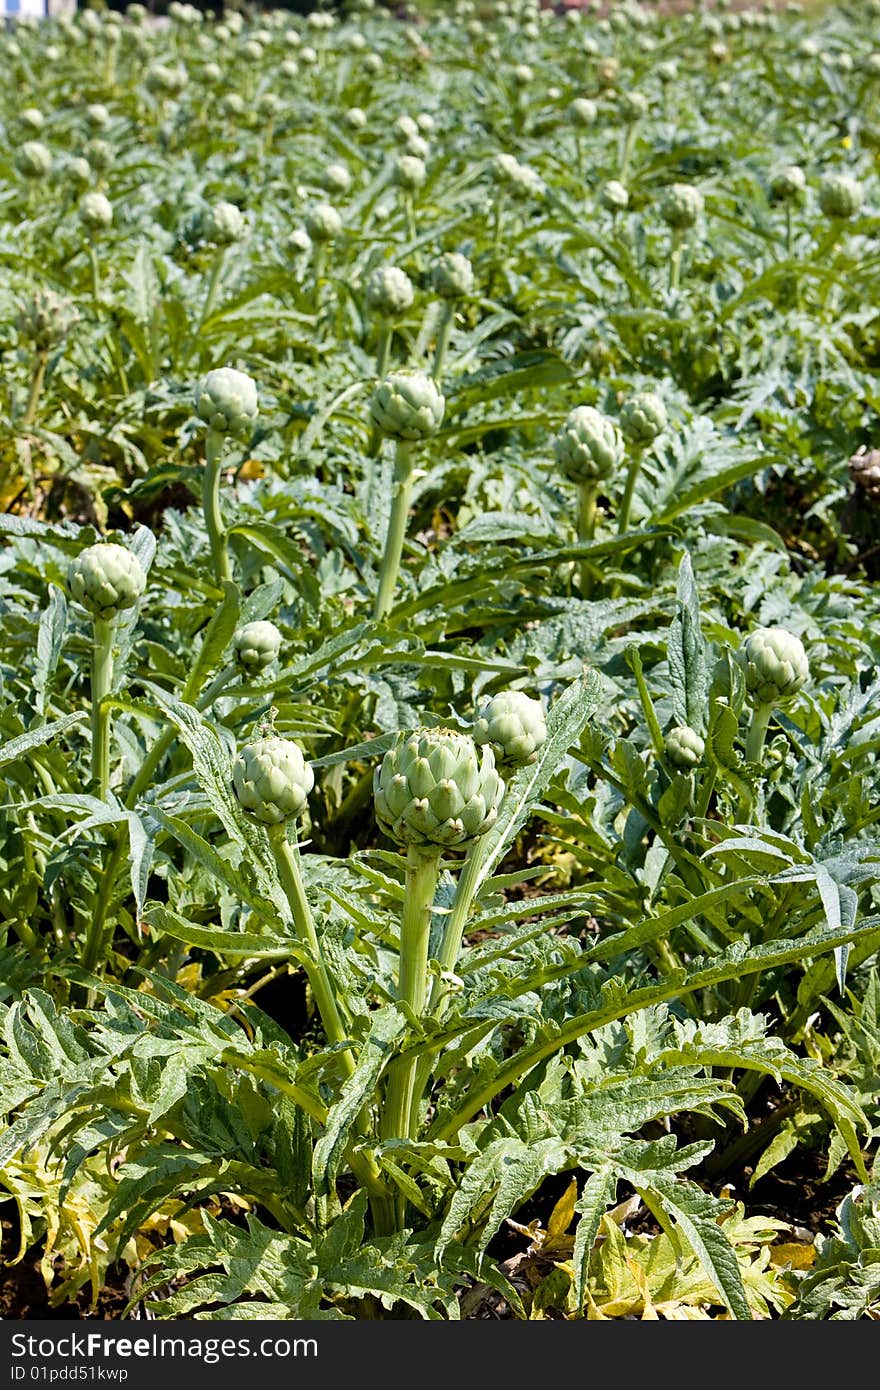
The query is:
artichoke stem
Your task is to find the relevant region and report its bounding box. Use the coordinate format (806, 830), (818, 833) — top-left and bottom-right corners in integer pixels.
(196, 248), (225, 335)
(668, 228), (684, 292)
(90, 616), (115, 802)
(432, 301), (454, 383)
(617, 445), (645, 536)
(785, 204), (794, 259)
(202, 429), (231, 586)
(745, 702), (773, 766)
(382, 843), (442, 1205)
(577, 483), (598, 596)
(620, 123), (637, 182)
(403, 192), (416, 244)
(22, 350), (48, 430)
(87, 243), (102, 308)
(267, 824), (353, 1075)
(374, 442), (415, 622)
(375, 321), (393, 380)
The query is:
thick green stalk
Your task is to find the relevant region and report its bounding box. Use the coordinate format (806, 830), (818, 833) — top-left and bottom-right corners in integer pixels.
(90, 617), (116, 801)
(312, 243), (327, 308)
(373, 442), (415, 621)
(785, 204), (794, 258)
(620, 123), (637, 182)
(577, 482), (598, 595)
(196, 248), (225, 334)
(375, 320), (393, 380)
(617, 445), (644, 536)
(402, 192), (416, 244)
(382, 845), (442, 1152)
(88, 244), (102, 308)
(744, 702), (773, 766)
(22, 351), (48, 429)
(202, 429), (230, 585)
(432, 301), (454, 383)
(266, 824), (353, 1072)
(668, 228), (684, 292)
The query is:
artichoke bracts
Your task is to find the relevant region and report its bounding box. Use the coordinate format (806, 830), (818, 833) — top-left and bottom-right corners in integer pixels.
(665, 725), (705, 771)
(735, 626), (810, 764)
(67, 542), (146, 617)
(233, 620), (282, 673)
(474, 691), (547, 768)
(232, 737), (314, 825)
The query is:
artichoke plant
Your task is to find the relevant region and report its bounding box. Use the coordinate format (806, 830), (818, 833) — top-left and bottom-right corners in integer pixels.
(735, 626), (810, 764)
(194, 367), (258, 438)
(370, 370), (444, 442)
(67, 542), (146, 617)
(474, 691), (547, 767)
(366, 265), (415, 318)
(431, 252), (474, 300)
(200, 199), (245, 247)
(620, 391), (668, 447)
(818, 173), (862, 221)
(665, 725), (705, 770)
(554, 406), (623, 485)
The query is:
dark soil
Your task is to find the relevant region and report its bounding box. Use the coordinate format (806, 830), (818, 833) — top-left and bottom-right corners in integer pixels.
(0, 1216), (130, 1320)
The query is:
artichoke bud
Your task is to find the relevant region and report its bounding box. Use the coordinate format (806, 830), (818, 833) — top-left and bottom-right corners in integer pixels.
(659, 182), (703, 229)
(304, 202), (342, 242)
(366, 265), (415, 318)
(554, 405), (624, 484)
(67, 542), (146, 617)
(734, 627), (810, 706)
(393, 154), (427, 191)
(818, 173), (862, 221)
(16, 140), (53, 180)
(232, 737), (314, 825)
(369, 370), (445, 441)
(665, 725), (705, 770)
(78, 191), (113, 230)
(600, 180), (629, 213)
(431, 252), (474, 300)
(620, 391), (667, 446)
(233, 620), (282, 673)
(769, 164), (805, 203)
(374, 728), (505, 849)
(195, 366), (259, 437)
(17, 288), (79, 351)
(200, 200), (246, 247)
(567, 97), (597, 128)
(474, 690), (547, 767)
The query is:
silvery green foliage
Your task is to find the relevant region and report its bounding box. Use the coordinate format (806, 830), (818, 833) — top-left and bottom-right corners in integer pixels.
(232, 736), (315, 824)
(735, 627), (810, 706)
(818, 173), (863, 220)
(665, 725), (705, 770)
(200, 199), (245, 247)
(67, 542), (146, 617)
(554, 405), (624, 483)
(431, 252), (474, 299)
(659, 181), (704, 229)
(374, 727), (504, 847)
(473, 690), (547, 767)
(365, 264), (415, 317)
(232, 620), (281, 672)
(369, 370), (445, 440)
(194, 366), (258, 436)
(305, 202), (342, 242)
(620, 391), (668, 446)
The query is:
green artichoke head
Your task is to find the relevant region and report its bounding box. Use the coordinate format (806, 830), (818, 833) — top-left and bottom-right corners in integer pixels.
(374, 728), (505, 849)
(665, 725), (705, 770)
(233, 620), (282, 673)
(769, 164), (806, 203)
(659, 182), (703, 229)
(600, 180), (629, 213)
(620, 391), (667, 446)
(232, 737), (315, 825)
(17, 288), (79, 352)
(474, 690), (547, 767)
(195, 366), (259, 437)
(431, 251), (474, 300)
(366, 265), (415, 318)
(304, 203), (342, 242)
(67, 542), (146, 617)
(734, 626), (810, 706)
(369, 370), (445, 442)
(818, 173), (862, 221)
(78, 191), (113, 230)
(201, 200), (246, 247)
(568, 96), (597, 128)
(393, 154), (427, 191)
(16, 140), (52, 180)
(554, 405), (624, 484)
